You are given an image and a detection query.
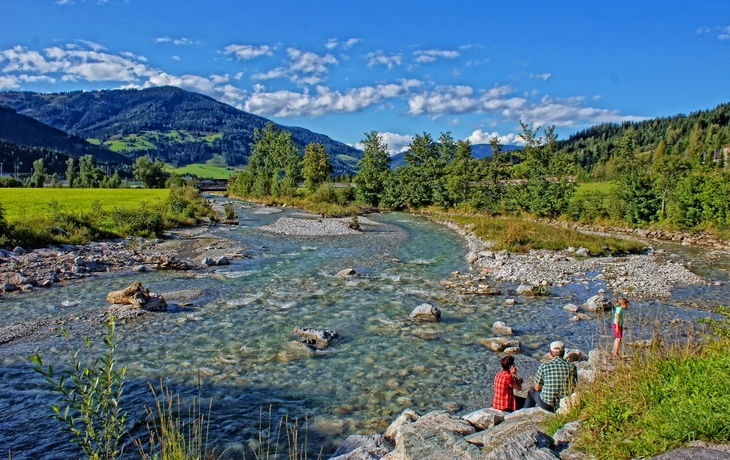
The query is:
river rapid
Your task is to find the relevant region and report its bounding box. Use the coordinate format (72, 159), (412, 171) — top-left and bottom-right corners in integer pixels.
(1, 200), (728, 459)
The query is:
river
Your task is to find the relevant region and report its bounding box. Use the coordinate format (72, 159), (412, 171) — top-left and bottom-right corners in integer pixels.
(1, 200), (727, 459)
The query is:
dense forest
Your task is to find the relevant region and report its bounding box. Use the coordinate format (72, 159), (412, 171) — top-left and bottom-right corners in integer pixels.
(0, 87), (363, 174)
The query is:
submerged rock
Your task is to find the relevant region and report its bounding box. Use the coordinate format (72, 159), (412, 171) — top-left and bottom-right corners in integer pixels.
(583, 294), (611, 312)
(563, 303), (580, 313)
(479, 337), (521, 353)
(492, 321), (513, 336)
(293, 326), (338, 349)
(336, 268), (357, 277)
(106, 281), (167, 311)
(409, 303), (441, 322)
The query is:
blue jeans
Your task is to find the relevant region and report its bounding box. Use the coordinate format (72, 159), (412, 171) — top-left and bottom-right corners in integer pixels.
(523, 388), (554, 412)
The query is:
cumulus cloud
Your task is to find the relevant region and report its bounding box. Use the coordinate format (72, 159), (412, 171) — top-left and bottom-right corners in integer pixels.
(77, 40), (106, 51)
(355, 132), (413, 155)
(171, 55), (180, 61)
(366, 50), (402, 70)
(325, 39), (338, 50)
(155, 37), (198, 45)
(252, 48), (337, 85)
(408, 84), (520, 116)
(413, 49), (460, 63)
(122, 71), (247, 105)
(530, 73), (551, 81)
(155, 37), (172, 43)
(224, 44), (274, 60)
(502, 95), (648, 127)
(466, 129), (525, 146)
(244, 80), (419, 117)
(0, 75), (20, 89)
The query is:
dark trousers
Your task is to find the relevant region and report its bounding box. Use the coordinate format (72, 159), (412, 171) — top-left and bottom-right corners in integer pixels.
(523, 388), (554, 412)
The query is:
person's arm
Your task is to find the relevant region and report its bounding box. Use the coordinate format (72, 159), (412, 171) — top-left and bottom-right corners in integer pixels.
(569, 365), (578, 393)
(533, 365), (543, 391)
(615, 310), (622, 325)
(510, 366), (523, 391)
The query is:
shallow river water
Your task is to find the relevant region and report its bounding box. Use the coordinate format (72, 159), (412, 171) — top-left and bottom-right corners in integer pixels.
(1, 201), (727, 459)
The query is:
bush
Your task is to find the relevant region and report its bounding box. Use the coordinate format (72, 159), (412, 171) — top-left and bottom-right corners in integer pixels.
(30, 318), (127, 460)
(223, 203), (236, 220)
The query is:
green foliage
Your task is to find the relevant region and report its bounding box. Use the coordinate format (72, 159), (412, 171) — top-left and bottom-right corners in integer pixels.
(133, 156), (168, 188)
(223, 202), (236, 220)
(29, 317), (127, 460)
(31, 157), (46, 188)
(697, 306), (730, 338)
(302, 142), (333, 193)
(574, 337), (730, 459)
(354, 131), (391, 206)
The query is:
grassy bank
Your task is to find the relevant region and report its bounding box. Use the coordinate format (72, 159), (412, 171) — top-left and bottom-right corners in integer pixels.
(441, 214), (646, 255)
(0, 186), (213, 248)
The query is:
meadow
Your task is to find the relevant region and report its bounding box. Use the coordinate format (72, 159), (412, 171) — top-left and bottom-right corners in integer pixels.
(0, 188), (169, 222)
(573, 181), (616, 197)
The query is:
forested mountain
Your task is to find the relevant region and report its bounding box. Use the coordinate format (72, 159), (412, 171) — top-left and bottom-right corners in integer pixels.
(0, 87), (363, 174)
(558, 101), (730, 174)
(0, 105), (128, 165)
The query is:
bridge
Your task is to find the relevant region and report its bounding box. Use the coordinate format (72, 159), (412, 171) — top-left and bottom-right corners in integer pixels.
(197, 179), (229, 191)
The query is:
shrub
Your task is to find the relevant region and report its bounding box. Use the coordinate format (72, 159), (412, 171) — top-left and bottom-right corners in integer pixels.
(29, 318), (127, 460)
(223, 203), (236, 220)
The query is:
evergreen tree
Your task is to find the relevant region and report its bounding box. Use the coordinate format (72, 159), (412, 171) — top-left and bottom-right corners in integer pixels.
(354, 131), (391, 206)
(302, 142), (333, 193)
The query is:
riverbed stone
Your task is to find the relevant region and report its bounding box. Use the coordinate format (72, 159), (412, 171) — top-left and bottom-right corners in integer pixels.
(462, 408), (506, 430)
(575, 247), (590, 257)
(583, 294), (611, 312)
(563, 303), (580, 313)
(409, 303), (441, 322)
(564, 349), (587, 363)
(215, 256), (230, 266)
(12, 246), (27, 255)
(384, 409), (420, 441)
(200, 257), (216, 267)
(133, 264), (147, 272)
(336, 268), (357, 277)
(387, 411), (479, 460)
(479, 337), (521, 352)
(293, 326), (338, 349)
(2, 283), (19, 292)
(330, 434), (393, 459)
(492, 321), (513, 336)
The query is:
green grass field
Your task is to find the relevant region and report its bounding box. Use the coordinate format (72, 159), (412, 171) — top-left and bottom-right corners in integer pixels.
(0, 188), (169, 222)
(574, 181), (616, 196)
(167, 163), (236, 179)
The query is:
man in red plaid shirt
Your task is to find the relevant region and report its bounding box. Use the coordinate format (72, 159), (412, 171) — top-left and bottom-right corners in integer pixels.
(492, 355), (524, 411)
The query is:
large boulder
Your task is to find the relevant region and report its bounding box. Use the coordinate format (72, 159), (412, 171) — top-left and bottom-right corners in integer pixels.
(462, 408), (507, 430)
(465, 408), (550, 449)
(106, 281), (167, 311)
(293, 326), (338, 349)
(588, 349), (615, 372)
(583, 295), (611, 312)
(409, 303), (441, 322)
(480, 430), (557, 460)
(387, 411), (480, 460)
(384, 409), (420, 441)
(479, 337), (521, 352)
(330, 434), (393, 460)
(335, 268), (357, 278)
(563, 349), (587, 363)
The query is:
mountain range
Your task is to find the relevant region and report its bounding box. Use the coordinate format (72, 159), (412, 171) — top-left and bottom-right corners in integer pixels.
(0, 86), (363, 175)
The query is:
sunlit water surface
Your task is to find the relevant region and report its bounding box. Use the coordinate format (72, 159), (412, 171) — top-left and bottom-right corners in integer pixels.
(1, 201), (727, 458)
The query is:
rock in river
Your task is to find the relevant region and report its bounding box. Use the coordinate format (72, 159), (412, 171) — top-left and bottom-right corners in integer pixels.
(409, 303), (441, 322)
(293, 326), (338, 349)
(583, 294), (611, 312)
(479, 337), (521, 352)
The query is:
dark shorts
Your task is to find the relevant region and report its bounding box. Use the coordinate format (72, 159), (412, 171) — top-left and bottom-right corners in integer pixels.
(613, 323), (623, 338)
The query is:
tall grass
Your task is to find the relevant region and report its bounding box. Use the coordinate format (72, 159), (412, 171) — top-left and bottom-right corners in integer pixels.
(445, 214), (646, 255)
(552, 311), (730, 460)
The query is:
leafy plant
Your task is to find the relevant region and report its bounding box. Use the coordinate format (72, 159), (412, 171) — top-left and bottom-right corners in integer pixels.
(29, 317), (127, 460)
(697, 305), (730, 338)
(223, 203), (236, 220)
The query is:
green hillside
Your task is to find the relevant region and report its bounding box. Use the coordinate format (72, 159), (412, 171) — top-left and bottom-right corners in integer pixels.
(0, 86), (363, 174)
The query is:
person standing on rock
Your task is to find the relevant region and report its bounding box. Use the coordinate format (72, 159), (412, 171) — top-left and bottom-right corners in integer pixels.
(492, 355), (524, 412)
(523, 341), (577, 412)
(612, 298), (629, 357)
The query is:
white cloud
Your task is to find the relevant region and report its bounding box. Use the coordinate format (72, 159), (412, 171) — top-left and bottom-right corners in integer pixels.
(155, 37), (172, 43)
(171, 55), (180, 61)
(413, 49), (460, 63)
(696, 26), (712, 34)
(234, 71), (244, 80)
(719, 26), (730, 40)
(325, 38), (360, 50)
(0, 75), (20, 89)
(355, 132), (413, 155)
(18, 74), (56, 83)
(467, 129), (525, 146)
(155, 37), (198, 45)
(244, 80), (417, 117)
(325, 39), (338, 50)
(366, 50), (402, 70)
(122, 71), (247, 105)
(252, 48), (337, 85)
(530, 73), (551, 81)
(223, 44), (274, 60)
(502, 95), (648, 127)
(209, 73), (229, 84)
(342, 38), (361, 49)
(77, 40), (106, 51)
(407, 84), (520, 116)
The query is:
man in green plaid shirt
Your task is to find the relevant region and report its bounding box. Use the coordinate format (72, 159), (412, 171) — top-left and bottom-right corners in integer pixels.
(523, 341), (577, 412)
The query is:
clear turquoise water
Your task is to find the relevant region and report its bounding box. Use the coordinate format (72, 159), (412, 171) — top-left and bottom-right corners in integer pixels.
(0, 201), (726, 459)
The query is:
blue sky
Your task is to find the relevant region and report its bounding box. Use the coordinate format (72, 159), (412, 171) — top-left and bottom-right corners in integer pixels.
(2, 0), (730, 154)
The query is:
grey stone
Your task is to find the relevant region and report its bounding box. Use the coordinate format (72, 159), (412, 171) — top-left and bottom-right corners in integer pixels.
(467, 252), (479, 264)
(492, 321), (514, 336)
(481, 430), (557, 460)
(583, 295), (611, 312)
(330, 434), (392, 459)
(465, 411), (550, 449)
(504, 298), (517, 305)
(41, 279), (53, 288)
(462, 408), (506, 430)
(553, 421), (580, 445)
(388, 411), (480, 460)
(577, 369), (595, 383)
(2, 283), (19, 292)
(563, 303), (579, 313)
(575, 247), (590, 257)
(479, 337), (521, 352)
(384, 409), (420, 441)
(479, 251), (495, 259)
(504, 346), (521, 354)
(215, 255), (230, 266)
(336, 268), (357, 277)
(651, 447), (730, 460)
(409, 303), (441, 322)
(12, 246), (27, 255)
(133, 264), (147, 272)
(74, 256), (85, 266)
(84, 261), (105, 272)
(71, 265), (87, 274)
(588, 349), (614, 372)
(200, 257), (216, 267)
